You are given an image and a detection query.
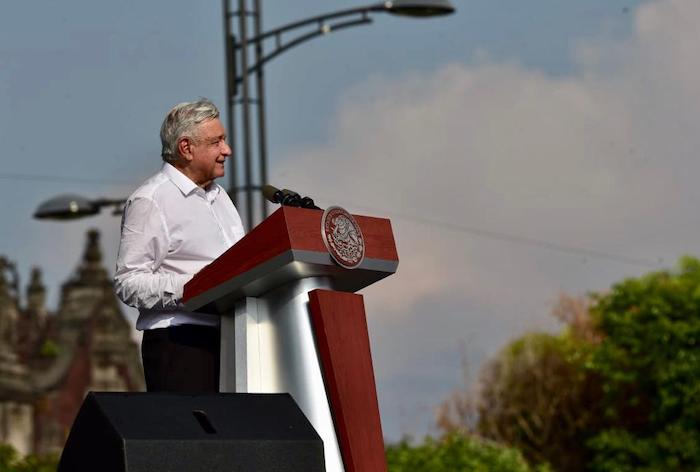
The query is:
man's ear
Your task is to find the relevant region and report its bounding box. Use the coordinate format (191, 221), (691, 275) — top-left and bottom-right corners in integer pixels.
(177, 137), (194, 162)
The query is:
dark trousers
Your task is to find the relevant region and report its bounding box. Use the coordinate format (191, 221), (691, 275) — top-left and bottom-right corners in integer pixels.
(141, 324), (220, 393)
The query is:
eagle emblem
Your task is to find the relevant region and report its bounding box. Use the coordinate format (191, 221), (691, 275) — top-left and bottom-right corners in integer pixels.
(321, 206), (365, 269)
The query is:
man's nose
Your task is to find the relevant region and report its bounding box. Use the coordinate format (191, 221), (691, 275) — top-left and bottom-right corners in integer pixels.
(222, 141), (232, 156)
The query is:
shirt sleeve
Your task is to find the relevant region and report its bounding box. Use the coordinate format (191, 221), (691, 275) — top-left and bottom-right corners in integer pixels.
(114, 196), (191, 309)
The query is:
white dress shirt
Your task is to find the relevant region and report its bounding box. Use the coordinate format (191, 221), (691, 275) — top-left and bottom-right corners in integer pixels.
(114, 163), (245, 330)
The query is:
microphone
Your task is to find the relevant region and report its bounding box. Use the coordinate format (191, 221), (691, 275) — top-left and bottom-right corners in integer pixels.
(262, 184), (283, 203)
(280, 189), (302, 207)
(262, 185), (321, 210)
(262, 185), (300, 207)
(299, 196), (319, 210)
(282, 189), (322, 210)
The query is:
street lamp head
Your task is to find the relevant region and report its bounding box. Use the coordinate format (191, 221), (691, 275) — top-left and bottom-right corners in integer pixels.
(383, 0), (455, 17)
(34, 194), (100, 220)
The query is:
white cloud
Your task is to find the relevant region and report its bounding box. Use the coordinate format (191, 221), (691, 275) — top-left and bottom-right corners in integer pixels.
(273, 0), (700, 439)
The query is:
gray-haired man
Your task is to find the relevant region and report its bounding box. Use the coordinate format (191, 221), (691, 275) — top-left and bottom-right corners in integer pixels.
(115, 99), (245, 392)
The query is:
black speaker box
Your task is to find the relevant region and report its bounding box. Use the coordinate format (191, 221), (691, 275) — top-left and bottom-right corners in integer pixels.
(58, 392), (325, 472)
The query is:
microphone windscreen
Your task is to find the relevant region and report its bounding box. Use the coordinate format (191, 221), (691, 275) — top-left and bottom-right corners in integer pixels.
(262, 184), (281, 203)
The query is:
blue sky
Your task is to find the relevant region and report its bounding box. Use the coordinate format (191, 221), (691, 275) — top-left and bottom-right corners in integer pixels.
(0, 0), (645, 184)
(5, 0), (696, 442)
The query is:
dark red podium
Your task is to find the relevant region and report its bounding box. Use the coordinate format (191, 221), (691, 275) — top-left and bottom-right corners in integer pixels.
(183, 207), (398, 472)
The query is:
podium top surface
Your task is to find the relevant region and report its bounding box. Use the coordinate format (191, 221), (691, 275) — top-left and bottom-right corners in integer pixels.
(183, 207), (398, 314)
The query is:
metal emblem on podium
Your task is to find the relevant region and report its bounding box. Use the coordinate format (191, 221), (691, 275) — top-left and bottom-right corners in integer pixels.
(321, 206), (365, 269)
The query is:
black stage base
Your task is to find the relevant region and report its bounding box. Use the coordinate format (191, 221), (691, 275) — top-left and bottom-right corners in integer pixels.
(58, 392), (325, 472)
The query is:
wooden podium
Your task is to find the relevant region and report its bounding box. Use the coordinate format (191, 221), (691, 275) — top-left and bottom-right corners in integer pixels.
(183, 207), (398, 472)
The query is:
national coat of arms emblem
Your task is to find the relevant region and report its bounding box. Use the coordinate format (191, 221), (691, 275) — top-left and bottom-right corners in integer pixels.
(321, 206), (365, 269)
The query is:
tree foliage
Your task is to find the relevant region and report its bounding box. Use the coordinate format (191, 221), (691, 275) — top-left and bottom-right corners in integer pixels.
(587, 256), (700, 471)
(386, 433), (549, 472)
(438, 258), (700, 471)
(475, 332), (601, 471)
(0, 444), (57, 472)
(438, 294), (602, 471)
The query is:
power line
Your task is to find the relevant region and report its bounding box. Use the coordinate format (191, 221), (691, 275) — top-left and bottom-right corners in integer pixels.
(340, 201), (663, 269)
(0, 172), (135, 186)
(0, 171), (665, 268)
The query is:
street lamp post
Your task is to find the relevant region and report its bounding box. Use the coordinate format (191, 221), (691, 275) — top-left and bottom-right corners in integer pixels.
(34, 1), (454, 224)
(225, 0), (455, 229)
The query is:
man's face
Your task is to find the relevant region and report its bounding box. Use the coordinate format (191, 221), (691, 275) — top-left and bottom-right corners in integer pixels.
(187, 118), (231, 186)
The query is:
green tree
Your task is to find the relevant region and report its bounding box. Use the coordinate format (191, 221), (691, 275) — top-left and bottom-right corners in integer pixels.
(0, 444), (58, 472)
(386, 433), (549, 472)
(476, 331), (601, 471)
(0, 444), (19, 472)
(438, 258), (700, 471)
(438, 294), (602, 472)
(587, 256), (700, 471)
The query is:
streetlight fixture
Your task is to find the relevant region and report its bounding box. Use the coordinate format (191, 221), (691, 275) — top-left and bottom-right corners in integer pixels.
(225, 0), (455, 229)
(383, 0), (455, 17)
(34, 194), (125, 220)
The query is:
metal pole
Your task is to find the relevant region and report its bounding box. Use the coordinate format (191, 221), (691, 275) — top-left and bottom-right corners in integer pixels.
(253, 0), (268, 222)
(223, 0), (238, 206)
(230, 33), (238, 207)
(238, 0), (254, 229)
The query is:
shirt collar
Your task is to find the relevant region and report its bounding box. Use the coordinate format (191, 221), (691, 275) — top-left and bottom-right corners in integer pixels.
(162, 163), (220, 200)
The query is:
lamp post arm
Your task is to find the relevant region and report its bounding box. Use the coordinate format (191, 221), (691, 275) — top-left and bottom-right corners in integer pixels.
(94, 198), (127, 216)
(237, 15), (373, 82)
(94, 198), (127, 207)
(234, 3), (385, 48)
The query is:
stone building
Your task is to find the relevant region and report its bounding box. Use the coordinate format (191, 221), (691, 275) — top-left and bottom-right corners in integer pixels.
(0, 230), (144, 455)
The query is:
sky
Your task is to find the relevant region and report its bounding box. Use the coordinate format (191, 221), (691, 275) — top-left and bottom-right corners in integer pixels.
(2, 0), (698, 441)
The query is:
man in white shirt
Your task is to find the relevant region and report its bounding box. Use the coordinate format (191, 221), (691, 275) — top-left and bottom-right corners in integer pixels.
(115, 99), (245, 392)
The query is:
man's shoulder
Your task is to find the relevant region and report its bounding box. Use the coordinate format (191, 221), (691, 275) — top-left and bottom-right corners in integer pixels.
(127, 169), (173, 203)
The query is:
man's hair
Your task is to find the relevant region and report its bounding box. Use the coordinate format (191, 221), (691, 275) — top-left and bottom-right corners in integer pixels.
(160, 98), (220, 163)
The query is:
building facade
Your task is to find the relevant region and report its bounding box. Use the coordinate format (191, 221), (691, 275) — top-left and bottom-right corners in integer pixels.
(0, 230), (144, 455)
